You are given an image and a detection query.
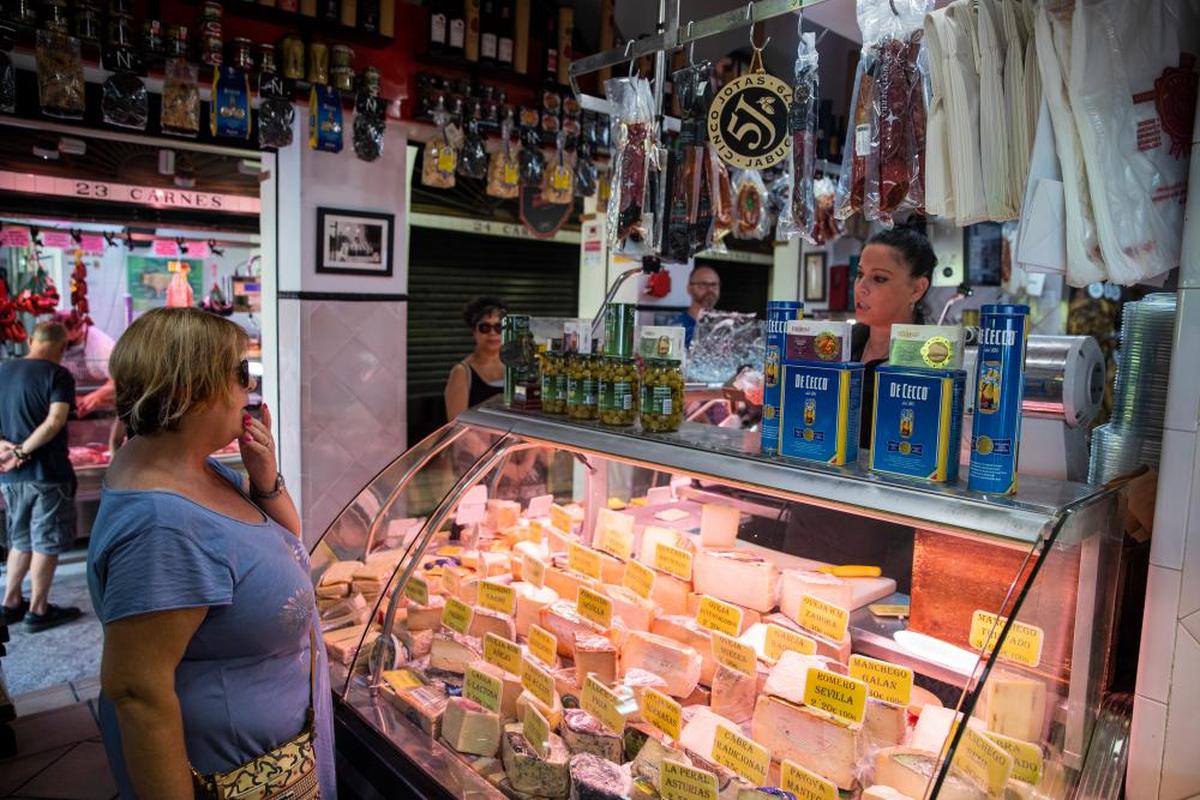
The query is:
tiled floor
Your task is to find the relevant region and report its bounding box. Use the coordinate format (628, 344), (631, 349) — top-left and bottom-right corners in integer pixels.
(0, 698), (117, 799)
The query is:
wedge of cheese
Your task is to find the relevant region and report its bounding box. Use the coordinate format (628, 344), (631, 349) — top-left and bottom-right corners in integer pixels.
(602, 584), (658, 631)
(539, 601), (609, 660)
(678, 706), (739, 763)
(575, 634), (619, 686)
(649, 571), (691, 616)
(512, 582), (558, 637)
(631, 730), (689, 788)
(388, 684), (448, 738)
(468, 658), (522, 719)
(686, 751), (753, 800)
(651, 615), (717, 685)
(751, 694), (862, 790)
(399, 627), (434, 659)
(544, 567), (601, 607)
(561, 709), (624, 762)
(468, 607), (517, 643)
(405, 596), (447, 631)
(780, 569), (854, 618)
(864, 698), (908, 749)
(710, 664), (757, 724)
(700, 503), (741, 548)
(620, 631), (702, 698)
(487, 499), (522, 531)
(516, 688), (564, 730)
(442, 696), (502, 756)
(873, 747), (987, 800)
(569, 752), (631, 800)
(639, 525), (690, 565)
(973, 670), (1048, 742)
(761, 650), (832, 706)
(910, 705), (986, 754)
(429, 632), (483, 674)
(502, 722), (571, 798)
(552, 667), (581, 704)
(692, 550), (779, 613)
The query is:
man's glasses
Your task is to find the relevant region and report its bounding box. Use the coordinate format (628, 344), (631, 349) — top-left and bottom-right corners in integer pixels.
(237, 359), (258, 391)
(476, 323), (503, 334)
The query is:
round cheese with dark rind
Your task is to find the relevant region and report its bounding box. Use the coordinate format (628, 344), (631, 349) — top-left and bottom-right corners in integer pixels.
(568, 752), (631, 800)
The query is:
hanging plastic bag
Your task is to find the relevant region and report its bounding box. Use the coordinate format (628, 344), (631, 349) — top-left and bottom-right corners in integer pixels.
(605, 75), (659, 256)
(706, 144), (734, 251)
(309, 84), (345, 153)
(422, 102), (457, 188)
(812, 175), (841, 245)
(780, 31), (819, 242)
(457, 118), (488, 179)
(212, 66), (252, 140)
(36, 31), (85, 119)
(257, 56), (294, 149)
(352, 87), (386, 162)
(487, 116), (521, 199)
(543, 131), (574, 204)
(102, 71), (149, 130)
(574, 138), (598, 198)
(518, 106), (545, 188)
(732, 170), (771, 240)
(665, 60), (714, 262)
(161, 58), (200, 137)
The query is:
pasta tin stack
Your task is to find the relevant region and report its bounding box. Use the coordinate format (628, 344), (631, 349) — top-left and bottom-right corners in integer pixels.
(778, 320), (863, 465)
(967, 305), (1029, 494)
(760, 300), (804, 455)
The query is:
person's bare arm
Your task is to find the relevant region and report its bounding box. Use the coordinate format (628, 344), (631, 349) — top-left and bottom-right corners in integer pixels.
(17, 401), (70, 456)
(102, 607), (207, 799)
(445, 363), (470, 420)
(239, 403), (301, 538)
(77, 379), (117, 417)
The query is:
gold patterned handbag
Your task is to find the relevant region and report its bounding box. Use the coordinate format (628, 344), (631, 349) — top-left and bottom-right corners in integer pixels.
(192, 628), (321, 800)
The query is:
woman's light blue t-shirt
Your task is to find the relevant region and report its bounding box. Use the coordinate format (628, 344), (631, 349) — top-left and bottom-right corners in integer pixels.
(87, 459), (335, 798)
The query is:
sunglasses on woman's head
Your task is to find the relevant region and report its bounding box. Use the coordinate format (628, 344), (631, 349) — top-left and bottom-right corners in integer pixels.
(237, 359), (257, 390)
(476, 323), (503, 334)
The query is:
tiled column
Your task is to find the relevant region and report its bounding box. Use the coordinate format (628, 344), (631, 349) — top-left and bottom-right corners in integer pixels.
(1127, 90), (1200, 799)
(273, 112), (411, 545)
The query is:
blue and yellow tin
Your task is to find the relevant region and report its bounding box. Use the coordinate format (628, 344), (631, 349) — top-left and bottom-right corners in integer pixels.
(760, 301), (804, 455)
(968, 304), (1030, 494)
(779, 362), (864, 465)
(870, 365), (966, 482)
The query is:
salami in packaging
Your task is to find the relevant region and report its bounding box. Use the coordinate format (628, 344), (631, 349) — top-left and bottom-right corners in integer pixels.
(604, 75), (660, 256)
(211, 66), (251, 140)
(779, 31), (819, 242)
(161, 58), (200, 137)
(665, 61), (713, 262)
(732, 169), (772, 240)
(308, 84), (344, 152)
(36, 31), (85, 119)
(457, 118), (487, 178)
(706, 144), (734, 250)
(812, 176), (841, 245)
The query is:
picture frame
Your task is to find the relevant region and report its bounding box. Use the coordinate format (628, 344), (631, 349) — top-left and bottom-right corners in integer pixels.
(804, 251), (827, 302)
(315, 208), (394, 277)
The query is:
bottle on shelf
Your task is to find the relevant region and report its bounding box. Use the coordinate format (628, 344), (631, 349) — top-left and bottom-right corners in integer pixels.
(358, 0), (380, 32)
(463, 0), (479, 61)
(542, 4), (557, 86)
(513, 0), (529, 73)
(319, 0), (340, 25)
(447, 0), (465, 57)
(497, 0), (514, 71)
(428, 0), (447, 55)
(479, 0), (497, 66)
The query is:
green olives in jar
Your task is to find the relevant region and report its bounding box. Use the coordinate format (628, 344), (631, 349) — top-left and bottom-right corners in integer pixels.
(566, 354), (598, 420)
(598, 356), (639, 426)
(540, 341), (567, 414)
(640, 358), (684, 432)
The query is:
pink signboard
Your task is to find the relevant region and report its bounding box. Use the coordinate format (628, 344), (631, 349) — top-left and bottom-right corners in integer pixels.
(153, 239), (181, 257)
(0, 227), (32, 247)
(79, 234), (107, 254)
(40, 231), (75, 249)
(184, 241), (210, 258)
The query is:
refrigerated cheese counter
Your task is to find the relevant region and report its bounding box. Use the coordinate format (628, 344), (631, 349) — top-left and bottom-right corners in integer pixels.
(311, 400), (1126, 799)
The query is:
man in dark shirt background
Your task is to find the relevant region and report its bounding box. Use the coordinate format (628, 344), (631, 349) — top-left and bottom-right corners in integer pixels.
(0, 321), (82, 632)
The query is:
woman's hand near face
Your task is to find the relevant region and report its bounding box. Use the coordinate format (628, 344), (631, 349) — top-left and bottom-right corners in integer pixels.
(239, 402), (279, 494)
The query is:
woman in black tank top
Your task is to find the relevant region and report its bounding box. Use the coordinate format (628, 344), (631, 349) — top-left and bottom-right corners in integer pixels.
(445, 296), (507, 420)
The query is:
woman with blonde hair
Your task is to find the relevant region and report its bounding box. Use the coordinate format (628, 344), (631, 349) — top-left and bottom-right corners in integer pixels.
(87, 307), (333, 798)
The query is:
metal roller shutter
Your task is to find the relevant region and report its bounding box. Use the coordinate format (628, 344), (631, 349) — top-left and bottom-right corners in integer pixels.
(407, 226), (581, 443)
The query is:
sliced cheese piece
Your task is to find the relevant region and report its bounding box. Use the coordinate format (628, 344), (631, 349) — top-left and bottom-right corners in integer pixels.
(598, 551), (626, 585)
(910, 705), (986, 754)
(442, 696), (502, 756)
(517, 688), (564, 730)
(388, 684), (448, 738)
(780, 569), (854, 619)
(553, 667), (581, 705)
(973, 670), (1048, 742)
(678, 706), (739, 763)
(862, 785), (916, 800)
(631, 730), (689, 788)
(864, 698), (908, 749)
(602, 583), (658, 631)
(562, 708), (624, 762)
(873, 747), (986, 800)
(544, 566), (601, 606)
(429, 632), (483, 674)
(681, 683), (713, 707)
(710, 663), (757, 724)
(405, 596), (447, 631)
(909, 685), (943, 718)
(501, 722), (571, 798)
(569, 752), (631, 800)
(649, 570), (692, 616)
(468, 607), (517, 642)
(700, 504), (740, 548)
(575, 634), (619, 686)
(750, 694), (861, 790)
(692, 550), (779, 613)
(468, 659), (523, 720)
(651, 615), (717, 685)
(621, 631), (702, 698)
(319, 560), (362, 587)
(761, 650), (832, 706)
(539, 600), (609, 660)
(486, 499), (522, 531)
(513, 582), (559, 637)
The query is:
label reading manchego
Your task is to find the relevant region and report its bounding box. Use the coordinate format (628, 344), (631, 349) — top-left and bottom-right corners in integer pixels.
(404, 576), (429, 605)
(483, 633), (522, 675)
(781, 759), (839, 800)
(441, 597), (473, 634)
(764, 623), (818, 661)
(527, 625), (558, 667)
(660, 760), (718, 800)
(569, 542), (604, 581)
(802, 667), (867, 725)
(641, 686), (682, 741)
(695, 595), (743, 637)
(464, 665), (503, 714)
(654, 543), (693, 580)
(848, 654), (913, 707)
(953, 726), (1014, 796)
(577, 586), (613, 629)
(622, 559), (655, 599)
(985, 732), (1043, 786)
(796, 593), (849, 642)
(712, 723), (770, 785)
(969, 610), (1044, 668)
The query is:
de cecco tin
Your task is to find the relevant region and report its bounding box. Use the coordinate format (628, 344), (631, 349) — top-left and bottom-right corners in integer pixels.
(870, 365), (966, 482)
(968, 304), (1030, 495)
(779, 362), (864, 465)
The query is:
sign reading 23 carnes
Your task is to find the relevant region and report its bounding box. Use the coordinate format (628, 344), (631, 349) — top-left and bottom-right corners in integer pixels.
(707, 72), (793, 170)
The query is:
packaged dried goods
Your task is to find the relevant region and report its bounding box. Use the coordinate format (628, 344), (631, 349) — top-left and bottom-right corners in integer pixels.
(487, 118), (521, 199)
(732, 170), (771, 240)
(665, 61), (713, 262)
(101, 71), (148, 130)
(542, 132), (574, 204)
(211, 66), (251, 140)
(422, 103), (458, 187)
(309, 84), (344, 153)
(605, 75), (661, 257)
(36, 31), (85, 119)
(457, 119), (487, 178)
(353, 88), (386, 162)
(161, 58), (200, 137)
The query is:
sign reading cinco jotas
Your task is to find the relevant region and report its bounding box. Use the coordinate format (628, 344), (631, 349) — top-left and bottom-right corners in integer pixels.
(707, 66), (792, 171)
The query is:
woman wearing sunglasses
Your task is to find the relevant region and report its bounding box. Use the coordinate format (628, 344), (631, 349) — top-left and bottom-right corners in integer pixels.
(87, 308), (333, 798)
(445, 295), (508, 420)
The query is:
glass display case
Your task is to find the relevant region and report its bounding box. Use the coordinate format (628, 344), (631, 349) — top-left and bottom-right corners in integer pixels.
(313, 399), (1126, 799)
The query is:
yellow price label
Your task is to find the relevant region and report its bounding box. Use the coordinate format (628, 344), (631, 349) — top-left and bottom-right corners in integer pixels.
(781, 760), (839, 800)
(695, 595), (744, 637)
(654, 543), (693, 581)
(550, 504), (574, 533)
(569, 542), (604, 581)
(523, 552), (546, 589)
(660, 760), (718, 800)
(622, 559), (656, 600)
(969, 610), (1045, 668)
(598, 526), (634, 561)
(527, 624), (558, 667)
(483, 633), (522, 675)
(521, 655), (556, 709)
(849, 654), (913, 707)
(577, 586), (613, 629)
(985, 732), (1043, 786)
(441, 596), (473, 634)
(404, 576), (429, 605)
(436, 147), (457, 173)
(582, 675), (626, 734)
(803, 667), (867, 725)
(764, 623), (818, 661)
(523, 702), (551, 759)
(796, 594), (850, 642)
(479, 580), (516, 616)
(640, 686), (682, 741)
(381, 668), (424, 694)
(502, 160), (519, 186)
(711, 630), (758, 677)
(464, 665), (504, 714)
(550, 165), (572, 192)
(712, 723), (770, 785)
(952, 726), (1014, 797)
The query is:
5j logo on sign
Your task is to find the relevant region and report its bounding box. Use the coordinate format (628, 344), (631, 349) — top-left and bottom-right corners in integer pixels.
(708, 72), (792, 170)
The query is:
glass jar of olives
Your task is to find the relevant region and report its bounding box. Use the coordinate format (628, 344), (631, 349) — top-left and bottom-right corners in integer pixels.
(640, 358), (684, 432)
(566, 353), (598, 420)
(598, 356), (639, 426)
(540, 340), (567, 415)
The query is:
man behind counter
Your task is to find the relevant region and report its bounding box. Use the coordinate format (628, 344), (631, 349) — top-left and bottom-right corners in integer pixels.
(673, 265), (721, 346)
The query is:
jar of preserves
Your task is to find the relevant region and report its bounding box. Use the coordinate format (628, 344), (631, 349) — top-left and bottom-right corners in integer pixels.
(330, 44), (354, 91)
(640, 358), (684, 432)
(227, 37), (253, 71)
(598, 356), (638, 426)
(307, 41), (328, 85)
(540, 341), (567, 415)
(566, 353), (598, 420)
(280, 34), (304, 80)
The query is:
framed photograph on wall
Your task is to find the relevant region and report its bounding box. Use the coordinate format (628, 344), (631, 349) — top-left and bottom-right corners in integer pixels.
(804, 251), (827, 302)
(316, 208), (394, 276)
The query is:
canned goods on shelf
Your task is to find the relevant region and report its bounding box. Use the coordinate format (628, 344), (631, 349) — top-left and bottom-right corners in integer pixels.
(603, 303), (636, 359)
(307, 42), (329, 86)
(280, 35), (305, 80)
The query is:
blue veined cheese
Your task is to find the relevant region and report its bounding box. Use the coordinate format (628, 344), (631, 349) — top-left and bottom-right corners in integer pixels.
(562, 708), (624, 763)
(502, 722), (571, 798)
(568, 752), (632, 800)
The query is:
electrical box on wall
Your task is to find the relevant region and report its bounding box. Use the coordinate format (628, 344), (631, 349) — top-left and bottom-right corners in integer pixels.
(928, 218), (965, 287)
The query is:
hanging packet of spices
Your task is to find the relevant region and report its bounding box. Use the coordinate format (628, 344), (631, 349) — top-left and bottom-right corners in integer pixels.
(161, 57), (200, 137)
(211, 66), (252, 140)
(421, 103), (458, 187)
(543, 131), (575, 204)
(780, 30), (819, 242)
(36, 31), (86, 120)
(309, 84), (345, 152)
(604, 75), (658, 256)
(665, 60), (714, 263)
(100, 28), (148, 131)
(487, 116), (521, 198)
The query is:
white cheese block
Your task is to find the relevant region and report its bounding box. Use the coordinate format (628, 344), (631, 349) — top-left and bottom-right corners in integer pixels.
(710, 664), (757, 724)
(909, 685), (943, 718)
(468, 607), (517, 643)
(679, 706), (740, 762)
(487, 499), (522, 531)
(429, 632), (483, 674)
(442, 696), (502, 757)
(516, 688), (564, 730)
(638, 525), (690, 564)
(692, 550), (779, 613)
(561, 708), (624, 762)
(502, 722), (571, 798)
(513, 582), (559, 637)
(468, 659), (523, 720)
(761, 650), (833, 706)
(873, 747), (986, 800)
(862, 784), (915, 800)
(750, 694), (861, 790)
(780, 569), (854, 619)
(973, 671), (1048, 742)
(620, 631), (702, 698)
(539, 600), (609, 660)
(569, 752), (632, 800)
(575, 634), (619, 686)
(650, 615), (717, 685)
(864, 698), (908, 749)
(602, 584), (658, 631)
(649, 571), (692, 616)
(910, 705), (986, 754)
(544, 567), (601, 607)
(700, 504), (740, 548)
(405, 596), (446, 631)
